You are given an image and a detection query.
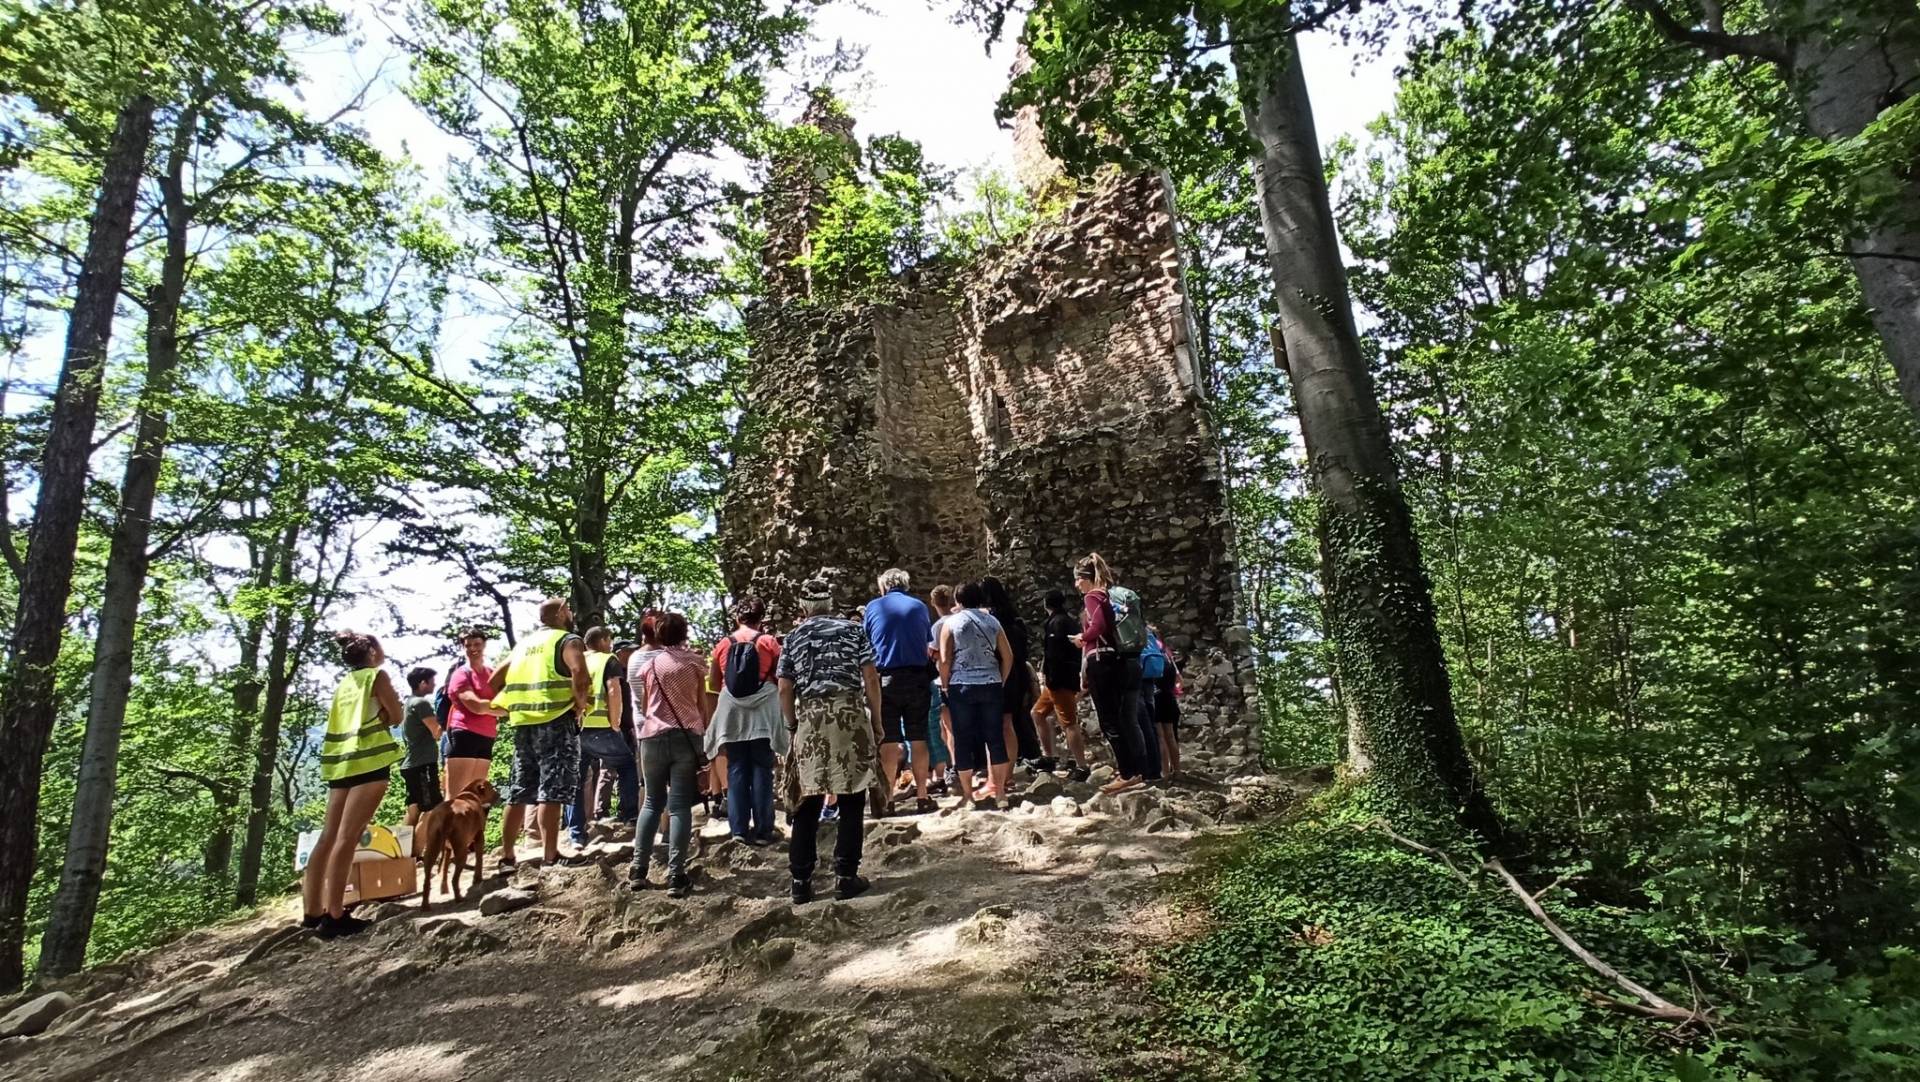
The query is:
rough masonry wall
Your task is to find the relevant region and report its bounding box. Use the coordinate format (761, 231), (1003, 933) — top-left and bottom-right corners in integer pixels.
(722, 162), (1262, 771)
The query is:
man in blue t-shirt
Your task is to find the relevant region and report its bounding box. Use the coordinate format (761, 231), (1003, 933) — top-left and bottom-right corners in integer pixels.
(863, 567), (936, 814)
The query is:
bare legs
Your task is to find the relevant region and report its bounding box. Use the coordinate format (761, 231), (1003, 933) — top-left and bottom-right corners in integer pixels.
(499, 803), (523, 865)
(303, 779), (388, 919)
(906, 740), (929, 799)
(1034, 690), (1087, 766)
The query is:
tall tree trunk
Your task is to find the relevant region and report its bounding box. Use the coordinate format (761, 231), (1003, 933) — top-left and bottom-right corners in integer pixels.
(205, 564), (270, 881)
(1637, 0), (1920, 420)
(0, 95), (154, 991)
(234, 520), (300, 907)
(570, 462), (609, 629)
(1229, 27), (1500, 842)
(36, 110), (195, 978)
(1790, 0), (1920, 421)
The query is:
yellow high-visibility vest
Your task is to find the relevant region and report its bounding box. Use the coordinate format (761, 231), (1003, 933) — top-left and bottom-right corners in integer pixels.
(320, 668), (403, 782)
(491, 627), (573, 727)
(582, 649), (615, 729)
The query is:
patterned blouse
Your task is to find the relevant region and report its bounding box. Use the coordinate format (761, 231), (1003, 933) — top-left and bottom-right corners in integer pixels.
(776, 616), (875, 698)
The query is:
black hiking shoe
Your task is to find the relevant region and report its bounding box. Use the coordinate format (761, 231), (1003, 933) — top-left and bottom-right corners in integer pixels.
(315, 914), (371, 940)
(791, 877), (814, 905)
(666, 873), (692, 899)
(627, 864), (652, 888)
(835, 875), (871, 901)
(299, 913), (323, 930)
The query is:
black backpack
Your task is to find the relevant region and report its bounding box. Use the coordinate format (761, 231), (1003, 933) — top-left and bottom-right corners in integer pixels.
(723, 636), (766, 698)
(434, 658), (464, 727)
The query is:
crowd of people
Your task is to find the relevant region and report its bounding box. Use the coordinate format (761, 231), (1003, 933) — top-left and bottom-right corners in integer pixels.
(298, 555), (1185, 940)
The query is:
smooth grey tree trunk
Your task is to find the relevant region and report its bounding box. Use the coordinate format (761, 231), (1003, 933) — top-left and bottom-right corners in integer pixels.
(1639, 0), (1920, 420)
(0, 96), (154, 991)
(1229, 23), (1501, 841)
(36, 109), (197, 977)
(1790, 0), (1920, 421)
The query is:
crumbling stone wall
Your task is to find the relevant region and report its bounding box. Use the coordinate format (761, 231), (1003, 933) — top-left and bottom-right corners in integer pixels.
(722, 115), (1262, 771)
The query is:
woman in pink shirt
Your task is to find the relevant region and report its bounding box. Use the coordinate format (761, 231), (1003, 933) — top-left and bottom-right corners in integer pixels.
(1075, 553), (1148, 794)
(626, 612), (713, 898)
(444, 627), (507, 800)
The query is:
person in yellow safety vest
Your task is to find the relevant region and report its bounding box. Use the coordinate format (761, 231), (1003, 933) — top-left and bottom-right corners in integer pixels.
(302, 630), (405, 939)
(489, 597), (594, 867)
(565, 626), (632, 847)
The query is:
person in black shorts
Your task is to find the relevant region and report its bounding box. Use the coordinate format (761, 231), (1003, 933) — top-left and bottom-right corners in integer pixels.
(863, 568), (937, 814)
(400, 667), (444, 827)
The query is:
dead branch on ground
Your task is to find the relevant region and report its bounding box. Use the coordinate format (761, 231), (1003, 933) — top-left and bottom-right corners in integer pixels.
(1357, 819), (1721, 1036)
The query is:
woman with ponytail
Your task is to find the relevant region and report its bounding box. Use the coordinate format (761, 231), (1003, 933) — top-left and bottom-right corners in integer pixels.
(302, 630), (405, 938)
(1073, 554), (1148, 794)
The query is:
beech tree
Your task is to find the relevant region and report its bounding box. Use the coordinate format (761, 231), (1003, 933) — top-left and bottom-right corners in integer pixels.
(1623, 0), (1920, 424)
(970, 0), (1500, 839)
(388, 0), (808, 628)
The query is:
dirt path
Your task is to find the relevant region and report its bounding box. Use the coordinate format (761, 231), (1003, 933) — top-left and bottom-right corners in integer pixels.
(1, 768), (1317, 1082)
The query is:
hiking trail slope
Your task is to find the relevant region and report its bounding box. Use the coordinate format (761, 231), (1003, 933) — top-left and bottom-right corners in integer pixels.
(0, 767), (1323, 1082)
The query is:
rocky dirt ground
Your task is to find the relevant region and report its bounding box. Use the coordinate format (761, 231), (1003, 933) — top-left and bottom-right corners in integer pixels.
(0, 766), (1324, 1082)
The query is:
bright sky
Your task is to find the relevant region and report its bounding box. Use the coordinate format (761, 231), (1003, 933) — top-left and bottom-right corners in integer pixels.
(282, 1), (1404, 674)
(309, 1), (1397, 202)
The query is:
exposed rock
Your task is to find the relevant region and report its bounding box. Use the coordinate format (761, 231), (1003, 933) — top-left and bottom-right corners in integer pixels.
(1087, 766), (1117, 787)
(238, 925), (309, 967)
(480, 888), (538, 916)
(0, 991), (74, 1039)
(956, 905), (1013, 946)
(729, 907), (800, 952)
(354, 958), (427, 993)
(1144, 815), (1178, 834)
(881, 844), (935, 869)
(756, 937), (797, 969)
(883, 887), (928, 911)
(1049, 796), (1082, 817)
(871, 821), (921, 846)
(1024, 778), (1065, 803)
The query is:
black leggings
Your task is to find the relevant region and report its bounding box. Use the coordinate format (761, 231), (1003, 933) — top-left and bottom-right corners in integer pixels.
(790, 791), (866, 880)
(1005, 669), (1044, 761)
(1086, 652), (1149, 779)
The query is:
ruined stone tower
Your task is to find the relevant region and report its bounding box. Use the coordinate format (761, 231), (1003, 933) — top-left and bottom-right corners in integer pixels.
(720, 95), (1262, 769)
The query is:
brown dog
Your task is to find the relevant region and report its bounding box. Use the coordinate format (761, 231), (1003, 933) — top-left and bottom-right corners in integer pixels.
(418, 778), (499, 909)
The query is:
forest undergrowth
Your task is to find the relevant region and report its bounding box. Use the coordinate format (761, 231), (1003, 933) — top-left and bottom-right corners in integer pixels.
(1150, 786), (1920, 1081)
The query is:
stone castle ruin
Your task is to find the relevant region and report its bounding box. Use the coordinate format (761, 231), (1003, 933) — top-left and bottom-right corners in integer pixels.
(720, 94), (1263, 769)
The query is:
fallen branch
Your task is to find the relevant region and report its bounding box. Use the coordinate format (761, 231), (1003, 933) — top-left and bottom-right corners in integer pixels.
(1357, 819), (1473, 886)
(1529, 874), (1580, 902)
(1485, 858), (1693, 1019)
(1362, 819), (1720, 1033)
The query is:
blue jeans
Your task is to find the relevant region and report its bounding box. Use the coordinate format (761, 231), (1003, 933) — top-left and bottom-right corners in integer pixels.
(632, 733), (700, 878)
(567, 726), (636, 843)
(724, 738), (775, 841)
(947, 682), (1006, 773)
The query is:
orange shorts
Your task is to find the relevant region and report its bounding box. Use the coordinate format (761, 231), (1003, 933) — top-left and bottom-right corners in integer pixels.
(1032, 686), (1080, 730)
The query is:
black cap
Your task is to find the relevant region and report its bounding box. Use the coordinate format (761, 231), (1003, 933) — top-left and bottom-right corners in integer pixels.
(612, 639), (640, 652)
